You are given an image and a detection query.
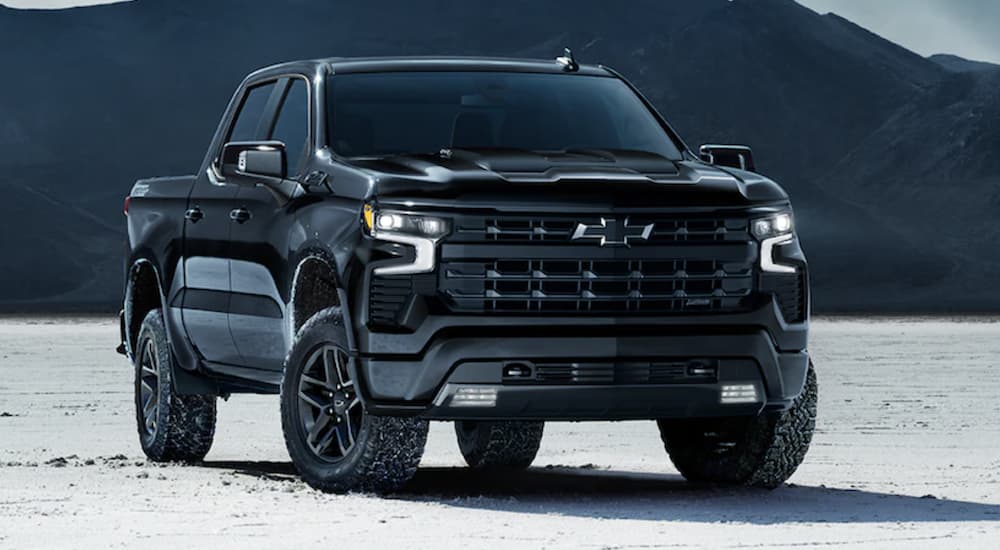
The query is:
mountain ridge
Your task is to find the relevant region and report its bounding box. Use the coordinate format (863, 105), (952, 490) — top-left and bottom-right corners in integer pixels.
(0, 0), (997, 312)
(929, 53), (1000, 73)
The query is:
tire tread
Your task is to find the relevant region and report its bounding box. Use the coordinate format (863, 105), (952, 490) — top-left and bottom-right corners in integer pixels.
(280, 307), (428, 493)
(136, 309), (216, 463)
(456, 421), (544, 470)
(658, 363), (817, 488)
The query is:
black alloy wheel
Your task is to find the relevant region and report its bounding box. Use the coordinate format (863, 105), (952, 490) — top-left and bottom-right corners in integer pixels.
(296, 344), (363, 461)
(137, 337), (160, 442)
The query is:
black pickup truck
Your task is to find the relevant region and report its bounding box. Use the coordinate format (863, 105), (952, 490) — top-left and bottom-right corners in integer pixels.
(121, 53), (816, 493)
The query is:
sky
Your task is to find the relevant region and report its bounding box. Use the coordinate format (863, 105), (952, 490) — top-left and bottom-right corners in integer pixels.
(797, 0), (1000, 63)
(3, 0), (999, 64)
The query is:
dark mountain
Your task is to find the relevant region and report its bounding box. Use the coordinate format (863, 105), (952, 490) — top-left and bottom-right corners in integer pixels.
(0, 0), (997, 312)
(929, 53), (1000, 73)
(819, 68), (1000, 310)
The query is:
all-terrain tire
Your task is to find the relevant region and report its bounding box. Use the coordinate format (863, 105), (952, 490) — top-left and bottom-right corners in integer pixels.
(280, 307), (428, 493)
(657, 362), (817, 488)
(455, 420), (544, 470)
(134, 309), (216, 462)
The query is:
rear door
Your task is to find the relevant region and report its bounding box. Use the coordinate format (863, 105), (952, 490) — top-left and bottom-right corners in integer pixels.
(181, 80), (277, 365)
(229, 76), (311, 369)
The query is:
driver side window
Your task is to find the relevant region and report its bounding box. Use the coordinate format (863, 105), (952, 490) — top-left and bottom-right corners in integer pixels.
(270, 79), (309, 176)
(228, 81), (276, 143)
(218, 77), (310, 177)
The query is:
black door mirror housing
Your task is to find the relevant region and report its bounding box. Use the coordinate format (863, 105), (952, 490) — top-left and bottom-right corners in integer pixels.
(220, 141), (287, 182)
(699, 144), (756, 172)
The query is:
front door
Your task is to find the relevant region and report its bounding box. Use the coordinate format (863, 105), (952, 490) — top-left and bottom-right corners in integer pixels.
(181, 79), (278, 365)
(229, 77), (311, 369)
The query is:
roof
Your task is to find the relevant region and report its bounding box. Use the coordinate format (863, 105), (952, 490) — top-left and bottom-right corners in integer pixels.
(247, 56), (614, 80)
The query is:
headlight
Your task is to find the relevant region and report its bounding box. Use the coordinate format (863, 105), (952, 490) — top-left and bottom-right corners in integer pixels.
(752, 212), (797, 274)
(750, 212), (793, 240)
(363, 205), (450, 239)
(363, 205), (450, 275)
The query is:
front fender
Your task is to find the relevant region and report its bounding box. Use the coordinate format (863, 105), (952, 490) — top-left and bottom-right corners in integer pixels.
(286, 196), (367, 355)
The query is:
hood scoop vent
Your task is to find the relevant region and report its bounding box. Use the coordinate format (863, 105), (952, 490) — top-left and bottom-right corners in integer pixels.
(499, 166), (682, 184)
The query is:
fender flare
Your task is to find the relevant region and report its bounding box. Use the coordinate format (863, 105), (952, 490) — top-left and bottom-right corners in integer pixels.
(123, 258), (167, 358)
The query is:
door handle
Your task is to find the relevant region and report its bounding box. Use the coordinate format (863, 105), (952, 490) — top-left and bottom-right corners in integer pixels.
(184, 207), (204, 223)
(229, 207), (252, 224)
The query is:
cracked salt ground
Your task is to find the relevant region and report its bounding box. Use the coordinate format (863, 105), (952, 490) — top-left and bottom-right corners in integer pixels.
(0, 316), (998, 549)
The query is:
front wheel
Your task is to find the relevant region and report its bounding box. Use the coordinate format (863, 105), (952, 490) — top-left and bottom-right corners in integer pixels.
(280, 308), (428, 493)
(657, 362), (818, 488)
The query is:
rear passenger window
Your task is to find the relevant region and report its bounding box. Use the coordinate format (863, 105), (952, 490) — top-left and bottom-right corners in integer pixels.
(228, 82), (276, 142)
(271, 79), (309, 175)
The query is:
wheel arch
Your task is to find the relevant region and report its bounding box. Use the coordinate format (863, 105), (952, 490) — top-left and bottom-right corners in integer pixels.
(125, 258), (167, 358)
(289, 250), (356, 352)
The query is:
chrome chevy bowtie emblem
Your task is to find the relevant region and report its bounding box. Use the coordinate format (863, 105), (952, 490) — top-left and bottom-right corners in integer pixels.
(571, 218), (654, 247)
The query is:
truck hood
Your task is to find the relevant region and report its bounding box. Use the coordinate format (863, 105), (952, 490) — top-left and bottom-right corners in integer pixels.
(345, 149), (788, 210)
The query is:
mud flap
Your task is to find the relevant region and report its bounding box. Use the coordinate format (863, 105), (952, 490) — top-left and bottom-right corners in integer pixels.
(171, 362), (223, 396)
(116, 309), (128, 356)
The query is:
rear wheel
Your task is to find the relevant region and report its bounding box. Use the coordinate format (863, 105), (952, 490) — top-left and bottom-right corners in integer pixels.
(455, 420), (544, 470)
(657, 363), (817, 488)
(280, 308), (428, 493)
(134, 309), (216, 462)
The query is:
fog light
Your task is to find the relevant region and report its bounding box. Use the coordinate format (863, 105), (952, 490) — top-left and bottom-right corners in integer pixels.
(450, 387), (498, 407)
(720, 384), (759, 404)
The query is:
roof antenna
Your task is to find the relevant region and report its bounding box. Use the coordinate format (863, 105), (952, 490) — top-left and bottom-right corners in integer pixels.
(556, 48), (579, 72)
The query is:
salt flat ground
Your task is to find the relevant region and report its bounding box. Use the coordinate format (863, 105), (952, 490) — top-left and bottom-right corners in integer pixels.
(0, 317), (998, 549)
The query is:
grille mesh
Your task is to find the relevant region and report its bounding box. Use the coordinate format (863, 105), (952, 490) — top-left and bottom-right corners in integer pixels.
(441, 258), (753, 314)
(530, 360), (718, 385)
(369, 212), (808, 324)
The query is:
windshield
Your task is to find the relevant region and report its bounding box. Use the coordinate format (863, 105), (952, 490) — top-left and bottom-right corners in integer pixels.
(327, 71), (683, 160)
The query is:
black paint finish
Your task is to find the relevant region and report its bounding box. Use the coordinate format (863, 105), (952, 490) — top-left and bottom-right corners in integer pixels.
(123, 56), (810, 420)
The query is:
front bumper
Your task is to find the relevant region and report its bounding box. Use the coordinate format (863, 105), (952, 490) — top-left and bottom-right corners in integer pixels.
(355, 299), (809, 420)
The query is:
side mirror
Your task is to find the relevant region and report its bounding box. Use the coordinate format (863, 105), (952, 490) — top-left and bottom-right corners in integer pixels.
(699, 144), (756, 172)
(220, 141), (287, 182)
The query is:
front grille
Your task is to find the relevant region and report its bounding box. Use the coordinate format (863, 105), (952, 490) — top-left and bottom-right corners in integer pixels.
(441, 257), (753, 314)
(366, 211), (800, 324)
(451, 214), (750, 244)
